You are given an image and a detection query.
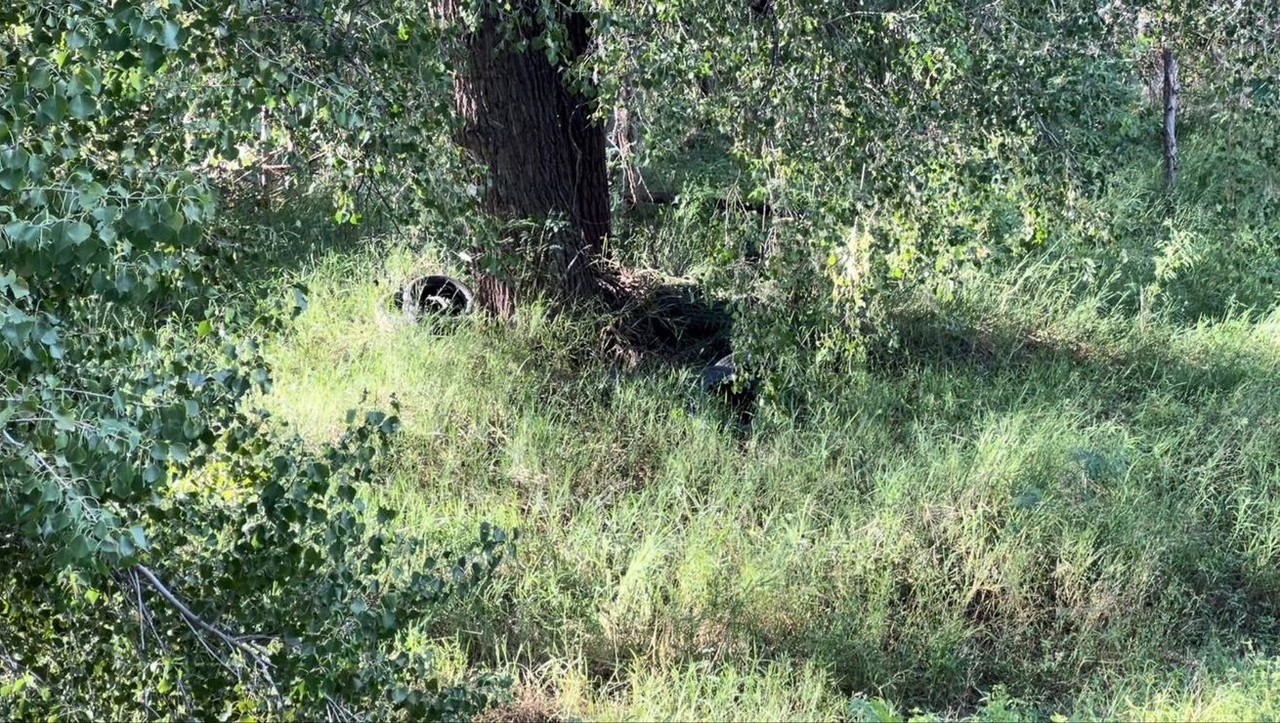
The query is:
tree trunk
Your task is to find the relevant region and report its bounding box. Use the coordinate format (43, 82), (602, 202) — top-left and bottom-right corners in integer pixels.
(612, 83), (647, 206)
(442, 2), (611, 318)
(1162, 47), (1179, 191)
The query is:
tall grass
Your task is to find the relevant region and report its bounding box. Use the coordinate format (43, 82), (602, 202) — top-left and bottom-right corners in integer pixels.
(258, 216), (1280, 719)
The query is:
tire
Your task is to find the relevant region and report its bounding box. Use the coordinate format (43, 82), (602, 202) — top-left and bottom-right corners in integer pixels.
(401, 275), (475, 321)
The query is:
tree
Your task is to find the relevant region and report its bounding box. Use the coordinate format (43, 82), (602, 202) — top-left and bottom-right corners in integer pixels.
(439, 1), (613, 318)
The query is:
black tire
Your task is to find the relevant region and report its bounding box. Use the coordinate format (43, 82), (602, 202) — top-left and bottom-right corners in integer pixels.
(698, 352), (757, 429)
(700, 353), (739, 393)
(401, 275), (475, 321)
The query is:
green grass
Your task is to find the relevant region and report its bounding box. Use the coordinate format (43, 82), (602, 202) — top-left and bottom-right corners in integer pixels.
(259, 239), (1280, 716)
(260, 232), (1280, 720)
(219, 48), (1280, 722)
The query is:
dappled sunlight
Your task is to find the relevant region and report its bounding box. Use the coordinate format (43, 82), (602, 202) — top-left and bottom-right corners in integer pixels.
(12, 0), (1278, 717)
(256, 238), (1280, 716)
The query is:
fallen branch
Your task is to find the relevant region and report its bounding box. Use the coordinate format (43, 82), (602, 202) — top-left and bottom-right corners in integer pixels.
(132, 564), (281, 703)
(134, 565), (272, 663)
(119, 568), (197, 712)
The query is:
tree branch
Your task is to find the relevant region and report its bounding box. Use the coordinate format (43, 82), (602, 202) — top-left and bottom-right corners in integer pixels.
(132, 563), (282, 705)
(133, 565), (273, 664)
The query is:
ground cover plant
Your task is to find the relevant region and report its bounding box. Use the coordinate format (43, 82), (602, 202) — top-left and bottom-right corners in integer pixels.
(3, 0), (1280, 720)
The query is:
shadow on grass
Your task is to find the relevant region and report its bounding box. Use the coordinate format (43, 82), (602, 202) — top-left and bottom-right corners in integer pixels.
(752, 305), (1280, 712)
(867, 303), (1274, 411)
(214, 194), (408, 298)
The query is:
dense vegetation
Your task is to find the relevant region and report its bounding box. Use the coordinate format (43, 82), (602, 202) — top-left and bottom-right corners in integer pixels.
(2, 0), (1278, 720)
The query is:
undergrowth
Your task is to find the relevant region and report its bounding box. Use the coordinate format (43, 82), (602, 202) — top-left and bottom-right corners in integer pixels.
(259, 226), (1280, 719)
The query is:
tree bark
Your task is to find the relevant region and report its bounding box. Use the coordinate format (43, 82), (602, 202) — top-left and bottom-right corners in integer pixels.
(1162, 47), (1179, 191)
(441, 1), (611, 318)
(612, 83), (647, 206)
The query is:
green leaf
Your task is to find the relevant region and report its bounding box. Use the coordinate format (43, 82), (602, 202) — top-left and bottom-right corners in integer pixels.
(28, 65), (51, 90)
(77, 182), (107, 210)
(37, 94), (67, 123)
(0, 148), (28, 190)
(66, 221), (92, 244)
(0, 147), (29, 170)
(0, 170), (22, 191)
(162, 20), (182, 50)
(26, 154), (47, 181)
(4, 221), (40, 245)
(42, 480), (62, 502)
(68, 534), (92, 560)
(51, 409), (75, 431)
(68, 94), (96, 120)
(6, 273), (30, 299)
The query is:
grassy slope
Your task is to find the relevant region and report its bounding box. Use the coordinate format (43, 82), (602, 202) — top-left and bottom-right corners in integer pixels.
(260, 235), (1280, 720)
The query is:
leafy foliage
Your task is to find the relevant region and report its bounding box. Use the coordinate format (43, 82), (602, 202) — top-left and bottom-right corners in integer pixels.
(1, 2), (509, 718)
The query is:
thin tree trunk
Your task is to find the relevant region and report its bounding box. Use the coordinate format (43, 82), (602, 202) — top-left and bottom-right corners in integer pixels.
(440, 1), (611, 318)
(611, 82), (679, 207)
(613, 83), (646, 206)
(1162, 47), (1179, 190)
